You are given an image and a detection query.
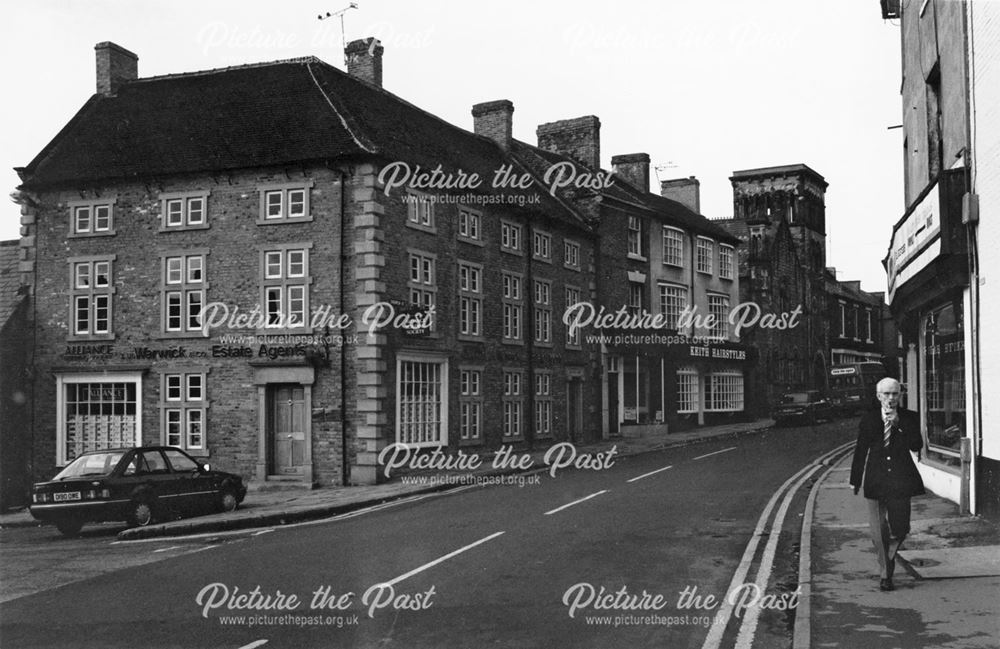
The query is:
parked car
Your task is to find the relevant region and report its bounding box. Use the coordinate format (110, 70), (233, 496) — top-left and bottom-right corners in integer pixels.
(774, 391), (834, 426)
(30, 446), (247, 537)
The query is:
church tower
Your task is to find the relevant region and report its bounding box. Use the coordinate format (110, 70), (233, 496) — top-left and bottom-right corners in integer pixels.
(730, 164), (828, 274)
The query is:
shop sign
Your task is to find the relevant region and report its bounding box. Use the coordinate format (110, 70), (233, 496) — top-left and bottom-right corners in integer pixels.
(887, 180), (941, 303)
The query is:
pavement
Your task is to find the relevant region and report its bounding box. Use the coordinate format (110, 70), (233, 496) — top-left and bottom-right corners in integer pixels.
(806, 453), (1000, 649)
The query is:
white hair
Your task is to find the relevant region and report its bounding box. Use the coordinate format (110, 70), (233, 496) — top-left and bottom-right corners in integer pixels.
(876, 377), (901, 394)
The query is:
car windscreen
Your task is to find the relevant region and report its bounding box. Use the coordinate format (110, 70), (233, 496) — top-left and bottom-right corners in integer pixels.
(781, 393), (810, 404)
(52, 452), (125, 480)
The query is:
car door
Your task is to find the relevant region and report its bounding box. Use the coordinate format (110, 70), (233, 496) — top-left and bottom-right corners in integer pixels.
(134, 449), (181, 516)
(163, 448), (216, 513)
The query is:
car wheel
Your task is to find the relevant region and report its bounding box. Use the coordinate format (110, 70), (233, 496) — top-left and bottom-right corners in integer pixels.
(56, 519), (83, 537)
(129, 499), (155, 527)
(219, 489), (238, 513)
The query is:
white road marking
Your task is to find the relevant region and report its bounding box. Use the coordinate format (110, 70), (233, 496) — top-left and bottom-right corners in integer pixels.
(700, 442), (854, 649)
(380, 531), (506, 588)
(734, 464), (822, 649)
(251, 529), (275, 536)
(544, 490), (608, 516)
(626, 465), (674, 483)
(693, 447), (736, 461)
(152, 546), (182, 553)
(793, 452), (850, 649)
(236, 640), (268, 649)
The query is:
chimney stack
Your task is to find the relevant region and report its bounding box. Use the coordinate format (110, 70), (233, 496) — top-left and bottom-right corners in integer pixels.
(472, 100), (514, 150)
(346, 37), (384, 87)
(95, 42), (138, 96)
(660, 176), (701, 213)
(536, 116), (601, 170)
(611, 153), (651, 193)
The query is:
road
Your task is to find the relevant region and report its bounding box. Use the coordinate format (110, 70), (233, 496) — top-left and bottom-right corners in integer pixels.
(0, 418), (858, 649)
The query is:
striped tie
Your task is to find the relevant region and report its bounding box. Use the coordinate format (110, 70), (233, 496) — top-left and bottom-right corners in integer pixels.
(883, 418), (893, 448)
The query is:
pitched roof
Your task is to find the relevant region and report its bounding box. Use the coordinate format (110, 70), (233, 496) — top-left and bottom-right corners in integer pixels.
(17, 58), (580, 224)
(509, 140), (738, 243)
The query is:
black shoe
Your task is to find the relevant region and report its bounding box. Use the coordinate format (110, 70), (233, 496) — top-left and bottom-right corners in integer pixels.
(879, 578), (894, 591)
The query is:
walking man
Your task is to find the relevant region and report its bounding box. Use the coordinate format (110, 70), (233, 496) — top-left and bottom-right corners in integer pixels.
(850, 377), (925, 591)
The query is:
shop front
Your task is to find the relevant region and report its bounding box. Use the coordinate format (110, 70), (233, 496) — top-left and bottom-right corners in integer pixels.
(605, 338), (750, 436)
(886, 168), (974, 509)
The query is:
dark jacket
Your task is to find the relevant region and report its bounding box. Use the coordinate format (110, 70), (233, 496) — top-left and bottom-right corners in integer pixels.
(850, 408), (925, 499)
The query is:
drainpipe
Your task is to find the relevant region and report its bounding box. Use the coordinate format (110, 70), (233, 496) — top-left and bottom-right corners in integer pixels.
(338, 169), (350, 486)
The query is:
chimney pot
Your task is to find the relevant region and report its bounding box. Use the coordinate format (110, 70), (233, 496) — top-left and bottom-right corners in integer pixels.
(345, 37), (384, 87)
(95, 42), (138, 96)
(536, 116), (601, 170)
(472, 100), (515, 150)
(611, 153), (651, 193)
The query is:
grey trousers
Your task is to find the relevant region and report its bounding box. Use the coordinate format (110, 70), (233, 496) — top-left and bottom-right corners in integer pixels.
(865, 497), (911, 578)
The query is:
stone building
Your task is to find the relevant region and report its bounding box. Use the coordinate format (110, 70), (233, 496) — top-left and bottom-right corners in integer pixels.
(715, 165), (830, 415)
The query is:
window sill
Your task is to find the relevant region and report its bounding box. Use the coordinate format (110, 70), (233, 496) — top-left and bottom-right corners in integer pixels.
(256, 216), (314, 226)
(458, 335), (485, 343)
(501, 248), (525, 256)
(68, 230), (116, 239)
(159, 223), (211, 233)
(254, 327), (315, 335)
(501, 339), (525, 347)
(405, 222), (437, 235)
(458, 237), (485, 247)
(627, 253), (647, 262)
(563, 264), (581, 272)
(662, 261), (684, 268)
(458, 438), (484, 448)
(532, 256), (553, 265)
(67, 333), (116, 342)
(158, 331), (209, 340)
(534, 341), (554, 348)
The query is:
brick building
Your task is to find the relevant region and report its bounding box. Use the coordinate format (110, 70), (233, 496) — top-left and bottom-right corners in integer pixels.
(509, 125), (747, 435)
(14, 40), (604, 487)
(823, 271), (892, 367)
(14, 38), (754, 492)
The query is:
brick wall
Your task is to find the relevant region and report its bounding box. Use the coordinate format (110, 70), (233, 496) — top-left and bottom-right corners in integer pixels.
(28, 165), (351, 484)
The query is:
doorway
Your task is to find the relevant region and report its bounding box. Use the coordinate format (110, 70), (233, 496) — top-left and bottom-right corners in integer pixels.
(268, 384), (306, 476)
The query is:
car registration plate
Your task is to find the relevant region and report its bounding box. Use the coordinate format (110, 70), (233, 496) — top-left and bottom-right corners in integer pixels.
(54, 492), (81, 502)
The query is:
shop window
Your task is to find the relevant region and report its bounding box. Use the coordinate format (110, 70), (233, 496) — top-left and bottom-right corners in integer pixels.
(705, 370), (744, 412)
(922, 301), (964, 466)
(677, 367), (699, 414)
(57, 373), (141, 465)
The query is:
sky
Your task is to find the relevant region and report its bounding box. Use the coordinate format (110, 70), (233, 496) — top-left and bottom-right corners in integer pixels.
(0, 0), (904, 292)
